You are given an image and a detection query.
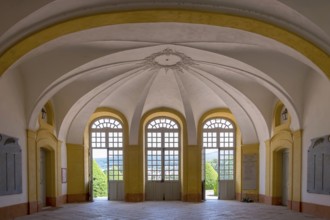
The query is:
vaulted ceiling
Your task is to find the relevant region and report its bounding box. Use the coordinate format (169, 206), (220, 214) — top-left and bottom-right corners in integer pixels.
(1, 0), (329, 145)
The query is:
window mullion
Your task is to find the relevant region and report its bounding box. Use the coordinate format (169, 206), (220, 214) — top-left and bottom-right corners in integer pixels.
(218, 131), (221, 181)
(106, 129), (110, 184)
(161, 131), (165, 182)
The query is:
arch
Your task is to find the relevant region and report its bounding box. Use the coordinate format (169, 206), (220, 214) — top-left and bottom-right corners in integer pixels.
(26, 129), (60, 212)
(140, 107), (187, 200)
(90, 116), (125, 200)
(198, 108), (242, 147)
(203, 117), (234, 130)
(31, 44), (285, 143)
(38, 101), (55, 128)
(199, 108), (242, 200)
(145, 117), (181, 189)
(0, 9), (328, 79)
(265, 101), (302, 210)
(84, 107), (129, 149)
(140, 107), (188, 147)
(272, 101), (291, 134)
(84, 107), (129, 200)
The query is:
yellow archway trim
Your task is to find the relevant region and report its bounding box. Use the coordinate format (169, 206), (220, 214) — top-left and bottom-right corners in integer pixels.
(0, 9), (329, 78)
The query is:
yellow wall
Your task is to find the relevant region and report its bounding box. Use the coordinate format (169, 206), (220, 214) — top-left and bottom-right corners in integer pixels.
(125, 144), (144, 201)
(67, 144), (86, 196)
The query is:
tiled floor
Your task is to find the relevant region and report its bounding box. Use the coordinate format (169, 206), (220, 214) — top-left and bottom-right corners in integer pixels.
(17, 199), (325, 220)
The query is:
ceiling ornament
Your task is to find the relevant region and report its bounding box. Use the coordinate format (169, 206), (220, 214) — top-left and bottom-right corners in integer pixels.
(140, 48), (197, 72)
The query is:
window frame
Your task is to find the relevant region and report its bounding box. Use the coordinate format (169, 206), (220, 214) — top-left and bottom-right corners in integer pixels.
(90, 117), (124, 181)
(145, 117), (181, 182)
(202, 117), (236, 180)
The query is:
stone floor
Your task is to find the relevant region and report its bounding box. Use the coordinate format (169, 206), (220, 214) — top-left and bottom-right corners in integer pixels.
(16, 199), (325, 220)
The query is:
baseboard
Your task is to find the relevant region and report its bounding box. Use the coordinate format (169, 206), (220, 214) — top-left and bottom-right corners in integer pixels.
(258, 194), (280, 205)
(182, 193), (202, 202)
(67, 193), (89, 203)
(125, 193), (144, 202)
(46, 195), (67, 207)
(288, 200), (301, 212)
(236, 193), (241, 201)
(259, 194), (330, 219)
(58, 194), (68, 205)
(28, 201), (38, 214)
(0, 202), (28, 220)
(258, 194), (265, 203)
(301, 201), (330, 219)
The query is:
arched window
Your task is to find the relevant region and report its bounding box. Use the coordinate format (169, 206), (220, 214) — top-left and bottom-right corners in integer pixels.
(203, 118), (235, 180)
(146, 117), (180, 181)
(90, 117), (123, 181)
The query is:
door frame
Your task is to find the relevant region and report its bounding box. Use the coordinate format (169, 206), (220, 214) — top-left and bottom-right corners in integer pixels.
(37, 146), (56, 209)
(89, 117), (125, 201)
(144, 117), (181, 201)
(201, 117), (236, 200)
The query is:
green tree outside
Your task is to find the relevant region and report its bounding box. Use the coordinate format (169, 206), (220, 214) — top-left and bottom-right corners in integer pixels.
(93, 160), (107, 198)
(210, 158), (218, 171)
(205, 162), (218, 190)
(214, 180), (218, 196)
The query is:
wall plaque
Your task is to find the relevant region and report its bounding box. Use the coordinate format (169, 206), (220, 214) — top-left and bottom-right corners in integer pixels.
(242, 154), (258, 190)
(0, 133), (22, 195)
(307, 135), (330, 195)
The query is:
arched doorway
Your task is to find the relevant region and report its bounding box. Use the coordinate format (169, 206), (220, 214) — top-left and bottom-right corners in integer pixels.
(145, 117), (181, 200)
(90, 117), (124, 201)
(202, 118), (236, 200)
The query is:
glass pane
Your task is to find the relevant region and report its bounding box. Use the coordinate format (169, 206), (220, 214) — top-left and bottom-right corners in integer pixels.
(108, 150), (123, 181)
(147, 117), (178, 129)
(91, 132), (106, 148)
(219, 149), (234, 180)
(147, 150), (162, 181)
(91, 117), (123, 129)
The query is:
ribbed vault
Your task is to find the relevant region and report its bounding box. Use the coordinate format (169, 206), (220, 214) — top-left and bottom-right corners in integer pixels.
(1, 2), (328, 146)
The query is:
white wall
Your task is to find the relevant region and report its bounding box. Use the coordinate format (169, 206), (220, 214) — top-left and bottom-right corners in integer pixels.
(259, 141), (266, 195)
(301, 71), (330, 206)
(0, 69), (28, 207)
(61, 141), (67, 195)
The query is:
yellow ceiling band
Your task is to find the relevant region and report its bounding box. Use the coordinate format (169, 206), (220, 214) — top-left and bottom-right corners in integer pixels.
(0, 9), (329, 78)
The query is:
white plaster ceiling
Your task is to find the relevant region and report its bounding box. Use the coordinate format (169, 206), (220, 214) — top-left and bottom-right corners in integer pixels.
(1, 1), (329, 145)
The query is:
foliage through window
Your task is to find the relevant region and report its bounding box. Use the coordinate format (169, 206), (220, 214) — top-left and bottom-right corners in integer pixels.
(203, 118), (235, 180)
(91, 117), (123, 181)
